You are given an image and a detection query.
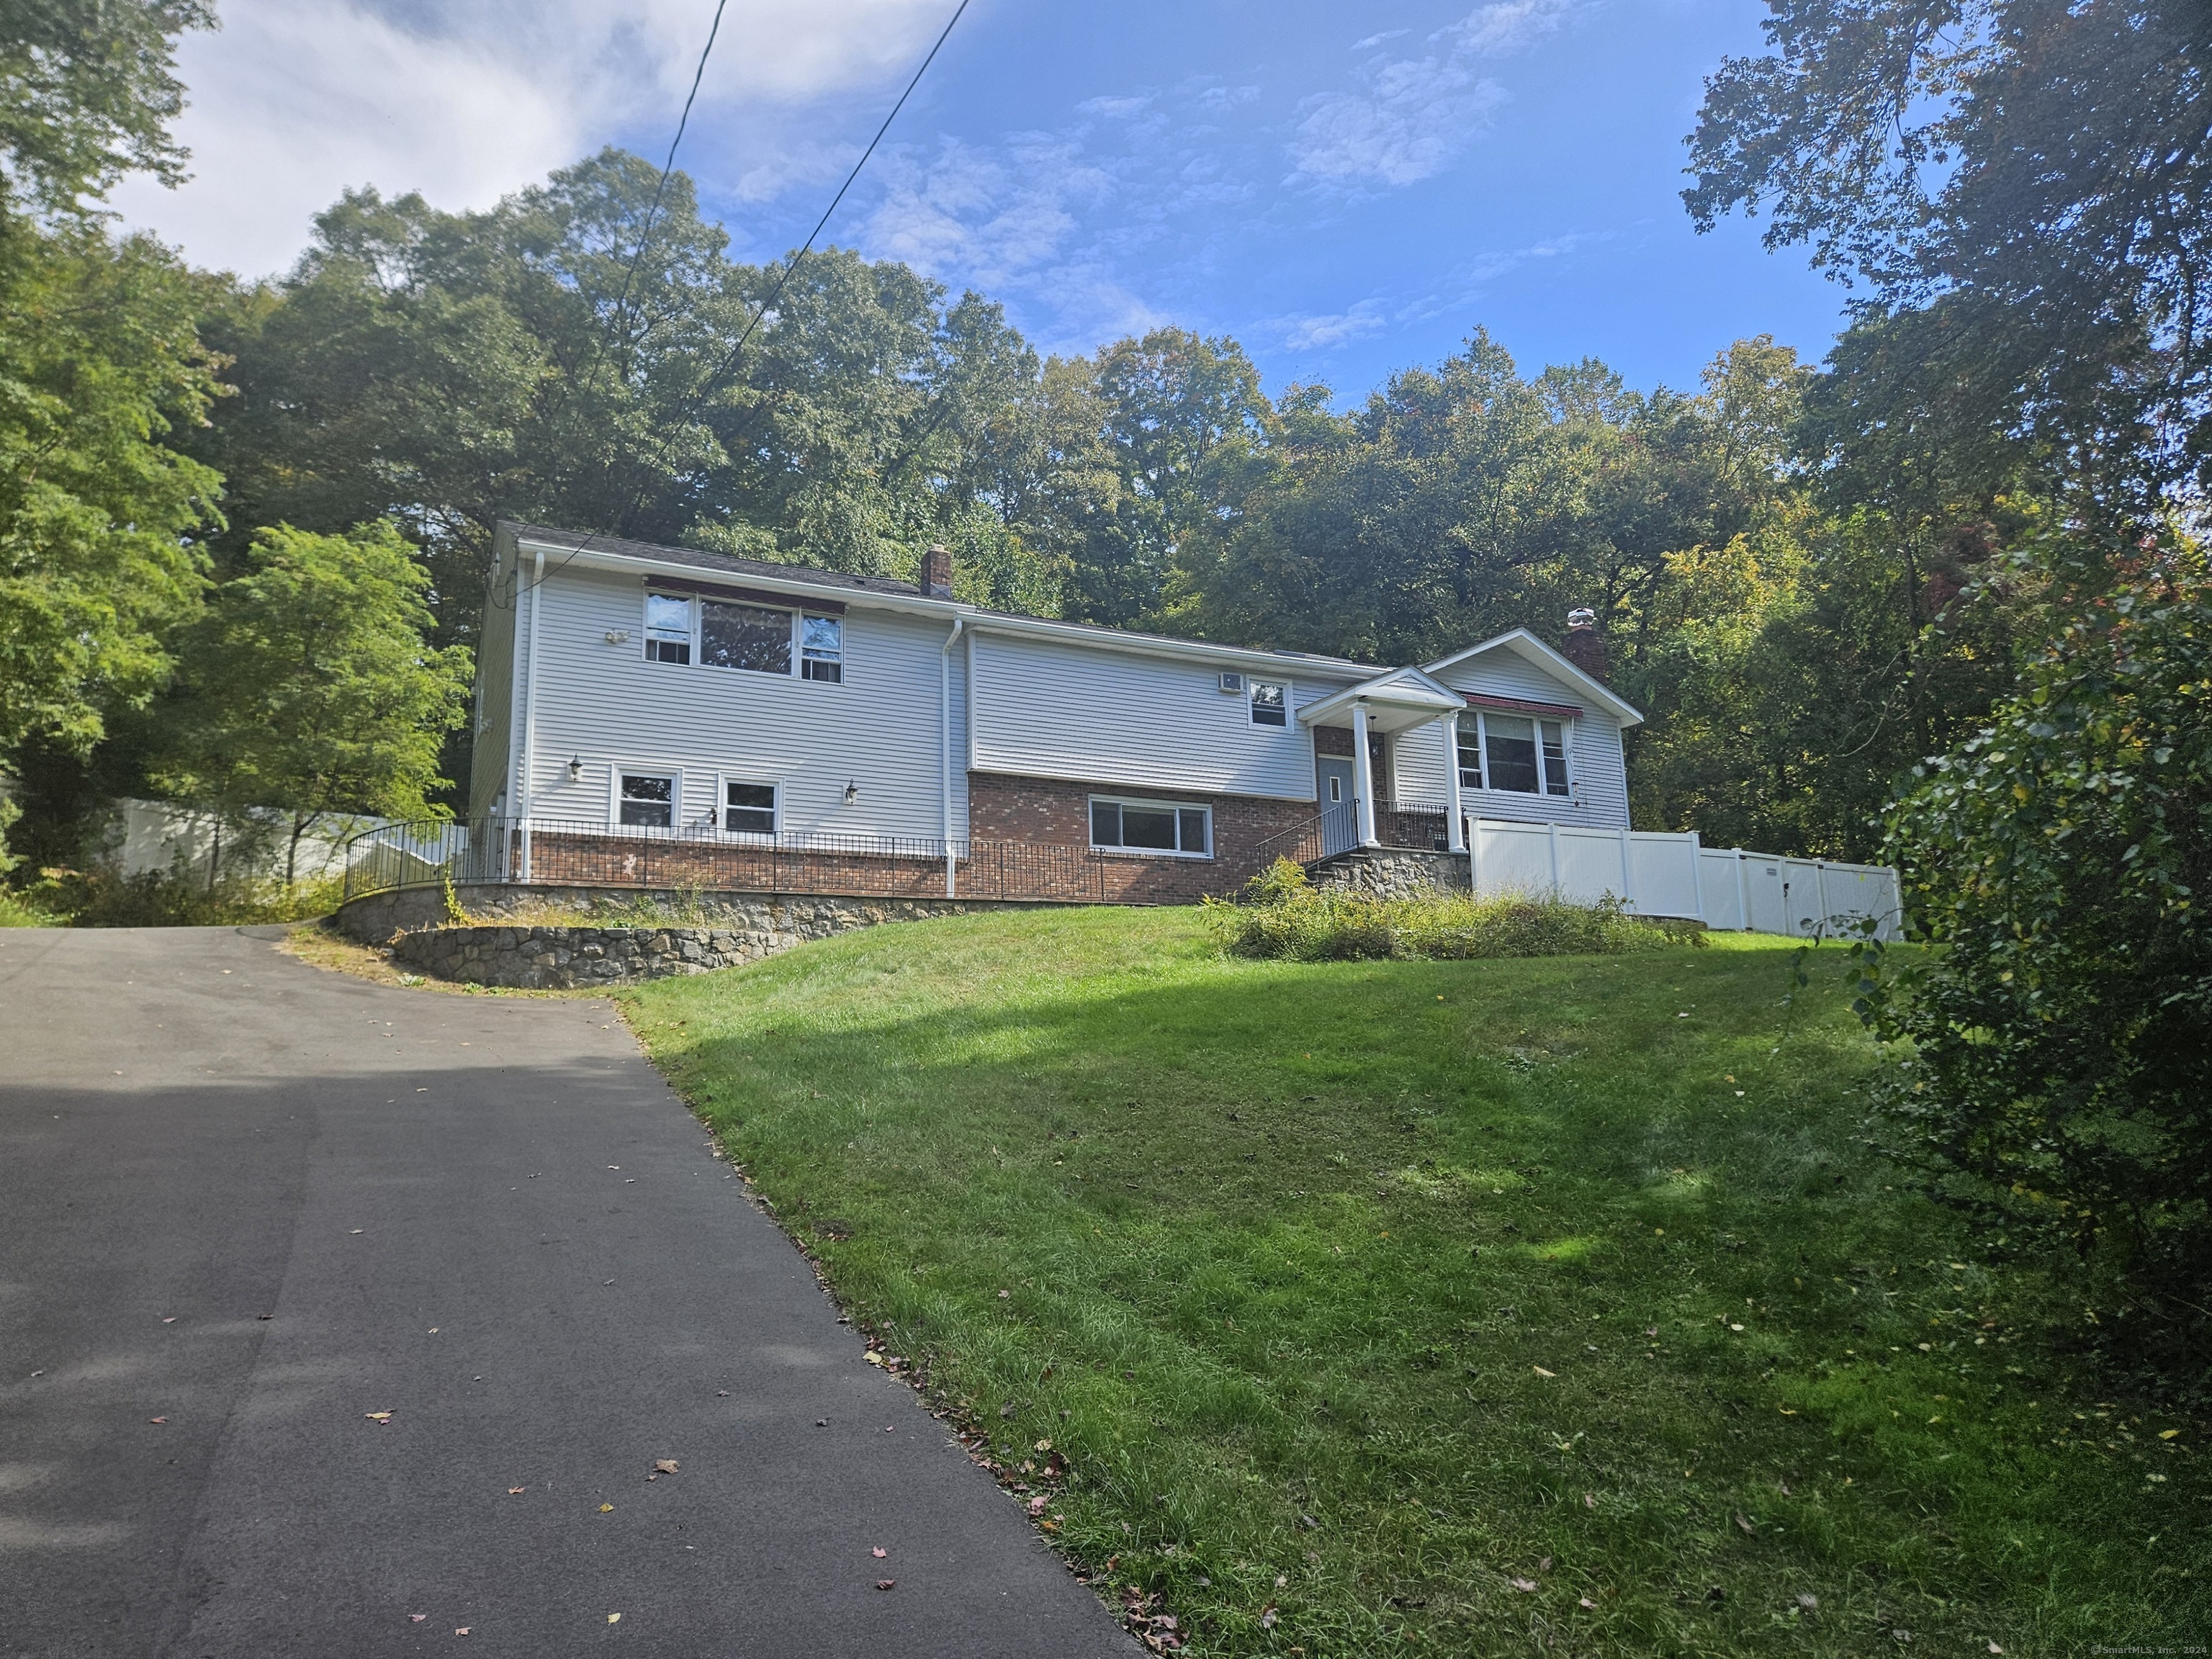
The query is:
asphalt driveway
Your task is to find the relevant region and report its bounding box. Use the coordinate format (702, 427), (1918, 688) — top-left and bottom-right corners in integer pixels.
(0, 926), (1136, 1658)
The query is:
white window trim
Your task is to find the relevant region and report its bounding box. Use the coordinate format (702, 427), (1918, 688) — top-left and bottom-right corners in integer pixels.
(1088, 793), (1215, 860)
(712, 770), (781, 838)
(609, 763), (683, 832)
(1456, 710), (1577, 801)
(1248, 678), (1293, 729)
(642, 590), (848, 684)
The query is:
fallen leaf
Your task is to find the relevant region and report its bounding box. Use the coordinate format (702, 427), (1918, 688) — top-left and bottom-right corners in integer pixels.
(1735, 1512), (1754, 1534)
(872, 1547), (886, 1559)
(1988, 1644), (2003, 1654)
(455, 1629), (469, 1637)
(653, 1459), (678, 1474)
(876, 1579), (896, 1591)
(1533, 1366), (1556, 1378)
(149, 1416), (166, 1424)
(1797, 1593), (1819, 1611)
(508, 1487), (525, 1496)
(1260, 1606), (1278, 1629)
(1035, 1439), (1053, 1452)
(1510, 1577), (1539, 1593)
(1028, 1496), (1048, 1516)
(606, 1614), (621, 1624)
(1537, 1557), (1552, 1571)
(410, 1615), (426, 1623)
(1892, 1630), (1913, 1643)
(1583, 1493), (1596, 1509)
(598, 1503), (614, 1513)
(1579, 1597), (1598, 1610)
(365, 1411), (393, 1424)
(864, 1352), (886, 1367)
(1275, 1575), (1287, 1589)
(2159, 1429), (2180, 1440)
(161, 1316), (176, 1323)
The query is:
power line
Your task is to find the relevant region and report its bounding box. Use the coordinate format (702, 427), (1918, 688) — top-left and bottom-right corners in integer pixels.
(508, 0), (974, 604)
(607, 0), (732, 345)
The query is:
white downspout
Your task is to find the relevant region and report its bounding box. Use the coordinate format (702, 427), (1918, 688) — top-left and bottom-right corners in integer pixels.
(518, 548), (544, 884)
(1441, 714), (1466, 853)
(1351, 701), (1379, 848)
(940, 616), (966, 896)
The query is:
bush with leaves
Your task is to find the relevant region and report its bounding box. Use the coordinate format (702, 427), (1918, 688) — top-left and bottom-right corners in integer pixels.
(1853, 547), (2211, 1364)
(1207, 858), (1696, 962)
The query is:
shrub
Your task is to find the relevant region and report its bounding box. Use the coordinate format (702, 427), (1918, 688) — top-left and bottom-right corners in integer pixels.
(20, 863), (344, 927)
(1853, 547), (2211, 1367)
(1207, 859), (1699, 961)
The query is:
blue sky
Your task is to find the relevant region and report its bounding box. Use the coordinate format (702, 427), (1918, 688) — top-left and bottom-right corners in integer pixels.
(116, 0), (1845, 403)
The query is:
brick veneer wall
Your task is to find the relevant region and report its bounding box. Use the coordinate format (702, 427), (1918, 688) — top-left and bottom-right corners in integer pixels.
(967, 772), (1317, 902)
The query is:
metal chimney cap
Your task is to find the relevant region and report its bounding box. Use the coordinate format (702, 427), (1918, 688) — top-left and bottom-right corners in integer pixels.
(1566, 606), (1599, 629)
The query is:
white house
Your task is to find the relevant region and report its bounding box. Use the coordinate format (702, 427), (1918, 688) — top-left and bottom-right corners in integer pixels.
(464, 522), (1644, 904)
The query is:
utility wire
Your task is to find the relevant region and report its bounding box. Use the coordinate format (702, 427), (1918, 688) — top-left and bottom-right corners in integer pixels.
(606, 0), (732, 347)
(508, 0), (974, 604)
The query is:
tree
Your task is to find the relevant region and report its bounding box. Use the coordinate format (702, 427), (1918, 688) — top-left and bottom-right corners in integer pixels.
(0, 0), (214, 217)
(1685, 0), (2212, 513)
(0, 0), (223, 873)
(156, 523), (472, 884)
(1853, 540), (2211, 1362)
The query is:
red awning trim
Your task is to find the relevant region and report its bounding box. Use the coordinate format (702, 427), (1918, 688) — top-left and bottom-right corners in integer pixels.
(1465, 692), (1582, 719)
(644, 575), (847, 615)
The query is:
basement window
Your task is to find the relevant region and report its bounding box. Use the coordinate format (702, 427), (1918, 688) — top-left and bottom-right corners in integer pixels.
(722, 781), (777, 835)
(1090, 796), (1211, 858)
(618, 772), (675, 828)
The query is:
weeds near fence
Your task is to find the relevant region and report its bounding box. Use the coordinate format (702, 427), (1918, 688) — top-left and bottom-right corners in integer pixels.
(12, 865), (346, 927)
(1205, 857), (1701, 961)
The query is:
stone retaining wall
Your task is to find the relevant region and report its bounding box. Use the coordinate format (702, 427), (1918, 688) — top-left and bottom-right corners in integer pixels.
(1308, 846), (1472, 902)
(369, 890), (1044, 989)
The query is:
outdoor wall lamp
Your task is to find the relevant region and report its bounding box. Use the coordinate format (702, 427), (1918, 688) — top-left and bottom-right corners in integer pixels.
(567, 756), (584, 783)
(843, 780), (860, 805)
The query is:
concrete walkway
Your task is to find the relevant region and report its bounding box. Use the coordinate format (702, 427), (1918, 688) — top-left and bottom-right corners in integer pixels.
(0, 926), (1136, 1658)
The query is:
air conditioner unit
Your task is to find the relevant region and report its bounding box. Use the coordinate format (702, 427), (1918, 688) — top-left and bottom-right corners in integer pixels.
(1218, 671), (1244, 693)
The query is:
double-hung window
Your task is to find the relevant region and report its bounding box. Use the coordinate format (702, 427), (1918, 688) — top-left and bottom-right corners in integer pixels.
(618, 771), (675, 827)
(722, 781), (776, 835)
(644, 595), (693, 664)
(800, 615), (842, 682)
(1249, 680), (1287, 727)
(1457, 711), (1572, 797)
(1090, 796), (1211, 858)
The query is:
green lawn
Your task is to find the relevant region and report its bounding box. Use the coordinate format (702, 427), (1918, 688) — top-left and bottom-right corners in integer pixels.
(624, 908), (2204, 1657)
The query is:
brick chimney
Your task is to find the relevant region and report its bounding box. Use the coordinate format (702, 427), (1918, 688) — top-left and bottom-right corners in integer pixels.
(919, 544), (953, 598)
(1560, 606), (1608, 683)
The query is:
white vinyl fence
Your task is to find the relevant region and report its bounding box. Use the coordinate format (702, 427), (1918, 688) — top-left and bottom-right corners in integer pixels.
(1465, 817), (1902, 940)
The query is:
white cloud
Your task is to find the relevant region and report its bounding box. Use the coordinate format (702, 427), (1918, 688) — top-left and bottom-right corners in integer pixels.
(1290, 0), (1580, 190)
(1267, 300), (1389, 351)
(109, 0), (956, 279)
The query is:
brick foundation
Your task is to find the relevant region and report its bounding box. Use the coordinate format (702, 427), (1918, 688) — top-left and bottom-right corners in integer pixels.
(966, 772), (1317, 902)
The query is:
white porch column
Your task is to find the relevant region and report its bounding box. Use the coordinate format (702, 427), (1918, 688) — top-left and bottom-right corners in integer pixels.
(1440, 714), (1466, 852)
(1351, 701), (1380, 848)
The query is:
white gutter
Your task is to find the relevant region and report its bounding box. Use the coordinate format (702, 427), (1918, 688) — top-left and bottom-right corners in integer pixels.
(940, 615), (966, 897)
(518, 547), (544, 882)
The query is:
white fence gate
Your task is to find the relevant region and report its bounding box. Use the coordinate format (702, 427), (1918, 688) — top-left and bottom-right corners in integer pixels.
(1465, 817), (1902, 939)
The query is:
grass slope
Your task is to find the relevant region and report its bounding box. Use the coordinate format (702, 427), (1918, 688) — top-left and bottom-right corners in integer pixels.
(625, 908), (2204, 1657)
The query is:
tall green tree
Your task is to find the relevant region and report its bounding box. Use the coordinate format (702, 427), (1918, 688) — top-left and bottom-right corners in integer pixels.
(1686, 0), (2212, 514)
(0, 0), (221, 871)
(156, 523), (472, 885)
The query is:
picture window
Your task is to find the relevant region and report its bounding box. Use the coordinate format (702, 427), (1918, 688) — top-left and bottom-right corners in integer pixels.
(700, 601), (792, 675)
(1457, 711), (1573, 796)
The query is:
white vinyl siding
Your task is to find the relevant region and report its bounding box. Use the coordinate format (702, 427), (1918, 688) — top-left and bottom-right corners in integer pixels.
(511, 567), (966, 841)
(967, 631), (1349, 801)
(1390, 652), (1631, 830)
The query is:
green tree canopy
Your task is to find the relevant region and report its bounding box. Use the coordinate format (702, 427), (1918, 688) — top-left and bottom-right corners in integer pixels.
(155, 522), (472, 884)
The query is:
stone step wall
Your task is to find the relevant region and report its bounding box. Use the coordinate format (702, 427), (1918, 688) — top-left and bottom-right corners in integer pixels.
(1308, 846), (1472, 902)
(362, 889), (1051, 989)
